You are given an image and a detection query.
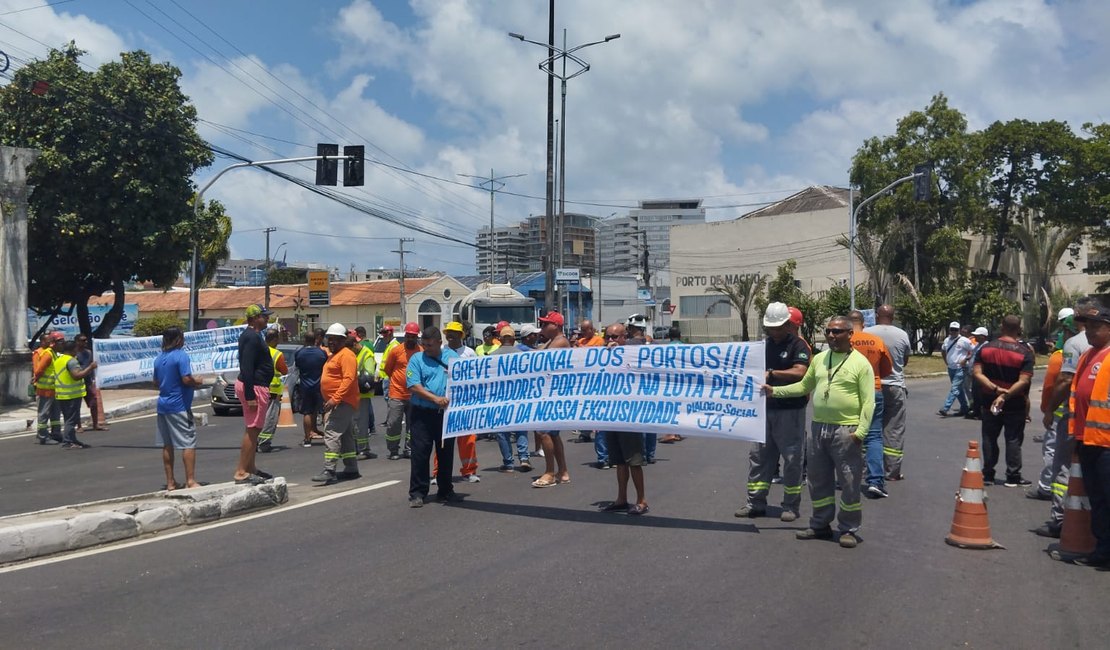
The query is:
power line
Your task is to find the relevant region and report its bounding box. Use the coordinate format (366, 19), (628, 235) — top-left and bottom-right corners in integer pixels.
(0, 0), (78, 17)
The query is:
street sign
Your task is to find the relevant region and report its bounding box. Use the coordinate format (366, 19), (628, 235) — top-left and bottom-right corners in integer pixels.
(637, 288), (651, 301)
(555, 268), (580, 284)
(307, 270), (331, 307)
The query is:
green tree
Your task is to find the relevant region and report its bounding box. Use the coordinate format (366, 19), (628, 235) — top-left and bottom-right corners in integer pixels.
(185, 198), (233, 288)
(756, 260), (822, 345)
(1010, 210), (1084, 336)
(267, 266), (309, 285)
(0, 44), (212, 339)
(705, 273), (766, 341)
(132, 313), (186, 338)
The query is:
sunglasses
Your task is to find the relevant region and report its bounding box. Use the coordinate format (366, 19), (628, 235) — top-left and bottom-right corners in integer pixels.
(604, 334), (624, 339)
(825, 328), (850, 335)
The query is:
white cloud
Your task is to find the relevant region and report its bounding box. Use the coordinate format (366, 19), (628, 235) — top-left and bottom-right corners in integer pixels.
(0, 0), (128, 66)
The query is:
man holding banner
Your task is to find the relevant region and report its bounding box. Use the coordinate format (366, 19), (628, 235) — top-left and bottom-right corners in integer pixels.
(533, 311), (571, 488)
(763, 315), (874, 549)
(406, 326), (461, 507)
(599, 323), (649, 515)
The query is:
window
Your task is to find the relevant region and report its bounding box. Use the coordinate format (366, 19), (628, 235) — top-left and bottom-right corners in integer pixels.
(680, 295), (732, 318)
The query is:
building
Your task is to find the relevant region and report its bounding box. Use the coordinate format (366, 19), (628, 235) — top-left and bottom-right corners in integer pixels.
(475, 224), (530, 279)
(475, 214), (598, 279)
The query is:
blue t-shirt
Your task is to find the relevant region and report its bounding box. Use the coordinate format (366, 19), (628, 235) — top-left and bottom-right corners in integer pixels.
(406, 347), (459, 409)
(294, 346), (328, 389)
(154, 348), (193, 414)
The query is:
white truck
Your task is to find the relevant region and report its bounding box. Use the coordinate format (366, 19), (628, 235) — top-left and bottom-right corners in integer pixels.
(454, 284), (537, 345)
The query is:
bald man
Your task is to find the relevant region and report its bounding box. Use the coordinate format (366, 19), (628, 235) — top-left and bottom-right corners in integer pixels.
(865, 305), (911, 482)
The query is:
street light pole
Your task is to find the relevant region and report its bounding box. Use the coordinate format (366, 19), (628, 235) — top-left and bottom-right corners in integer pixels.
(263, 227), (276, 309)
(509, 26), (620, 315)
(459, 169), (525, 283)
(849, 170), (927, 311)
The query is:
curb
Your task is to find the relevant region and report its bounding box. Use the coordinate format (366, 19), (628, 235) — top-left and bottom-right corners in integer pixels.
(0, 476), (287, 565)
(0, 389), (212, 436)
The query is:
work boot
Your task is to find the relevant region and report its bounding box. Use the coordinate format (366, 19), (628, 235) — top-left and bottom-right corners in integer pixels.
(839, 532), (860, 548)
(257, 440), (272, 453)
(796, 527), (833, 540)
(1033, 524), (1061, 539)
(734, 504), (766, 518)
(780, 510), (798, 522)
(311, 469), (337, 485)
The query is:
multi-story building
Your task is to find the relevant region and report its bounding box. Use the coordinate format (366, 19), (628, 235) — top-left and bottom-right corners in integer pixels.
(475, 224), (530, 279)
(476, 213), (598, 278)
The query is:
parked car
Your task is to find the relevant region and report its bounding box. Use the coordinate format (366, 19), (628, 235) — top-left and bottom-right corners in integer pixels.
(211, 344), (300, 416)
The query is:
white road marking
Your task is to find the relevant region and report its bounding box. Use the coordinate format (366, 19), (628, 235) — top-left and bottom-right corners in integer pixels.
(1, 411), (160, 441)
(0, 480), (400, 574)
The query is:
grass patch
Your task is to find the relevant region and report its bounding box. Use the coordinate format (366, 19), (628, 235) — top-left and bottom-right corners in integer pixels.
(906, 352), (1051, 378)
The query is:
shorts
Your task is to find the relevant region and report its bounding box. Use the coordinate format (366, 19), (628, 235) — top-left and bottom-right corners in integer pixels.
(235, 380), (271, 429)
(83, 384), (100, 409)
(299, 385), (323, 415)
(605, 431), (645, 466)
(156, 411), (197, 449)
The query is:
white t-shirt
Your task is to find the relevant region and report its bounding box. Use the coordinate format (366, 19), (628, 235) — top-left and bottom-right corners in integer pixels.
(866, 324), (911, 387)
(449, 344), (478, 360)
(942, 335), (972, 369)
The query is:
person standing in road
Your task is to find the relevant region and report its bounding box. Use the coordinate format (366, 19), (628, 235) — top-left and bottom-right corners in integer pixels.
(938, 322), (972, 417)
(965, 326), (991, 419)
(53, 339), (96, 449)
(865, 305), (912, 482)
(576, 318), (607, 450)
(32, 331), (64, 444)
(435, 321), (480, 484)
(406, 326), (462, 507)
(736, 303), (810, 522)
(1066, 303), (1110, 566)
(1029, 319), (1072, 502)
(312, 323), (361, 486)
(74, 334), (107, 432)
(763, 315), (875, 548)
(153, 327), (203, 490)
(233, 303), (274, 485)
(626, 314), (658, 463)
(971, 315), (1035, 487)
(598, 323), (649, 515)
(659, 326), (686, 444)
(532, 311), (571, 488)
(848, 310), (894, 499)
(354, 331), (379, 460)
(382, 322), (422, 460)
(293, 331), (327, 447)
(257, 327), (288, 454)
(489, 326), (532, 472)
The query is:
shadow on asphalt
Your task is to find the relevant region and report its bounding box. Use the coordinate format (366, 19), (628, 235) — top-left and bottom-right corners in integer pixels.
(92, 445), (245, 451)
(460, 499), (759, 533)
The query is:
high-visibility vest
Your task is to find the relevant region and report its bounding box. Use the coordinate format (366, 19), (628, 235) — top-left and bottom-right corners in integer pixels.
(52, 353), (86, 401)
(356, 346), (377, 398)
(1070, 345), (1110, 447)
(378, 338), (398, 379)
(268, 347), (284, 396)
(33, 348), (57, 391)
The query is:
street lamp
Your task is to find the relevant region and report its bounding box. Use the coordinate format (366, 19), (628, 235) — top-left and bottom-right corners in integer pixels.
(459, 169), (525, 283)
(509, 29), (620, 315)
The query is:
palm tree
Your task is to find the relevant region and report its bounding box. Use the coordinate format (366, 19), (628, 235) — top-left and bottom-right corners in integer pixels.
(1010, 210), (1085, 334)
(706, 273), (766, 341)
(835, 222), (907, 305)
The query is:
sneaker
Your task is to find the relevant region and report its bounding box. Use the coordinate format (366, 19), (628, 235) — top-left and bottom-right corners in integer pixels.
(1025, 488), (1051, 501)
(780, 510), (798, 522)
(253, 469), (274, 480)
(1004, 477), (1032, 488)
(982, 476), (997, 486)
(431, 477), (437, 486)
(436, 492), (464, 503)
(646, 458), (656, 464)
(498, 465), (515, 473)
(595, 460), (610, 469)
(734, 504), (766, 518)
(356, 450), (378, 460)
(388, 453), (402, 460)
(1074, 553), (1110, 567)
(301, 439), (313, 448)
(464, 474), (481, 483)
(839, 532), (860, 548)
(535, 448), (545, 458)
(311, 470), (337, 485)
(866, 485), (889, 499)
(771, 475), (783, 484)
(257, 441), (273, 453)
(520, 460), (533, 471)
(401, 450), (411, 459)
(1033, 524), (1061, 539)
(409, 496), (424, 508)
(937, 409), (948, 417)
(336, 471), (362, 480)
(796, 527), (834, 540)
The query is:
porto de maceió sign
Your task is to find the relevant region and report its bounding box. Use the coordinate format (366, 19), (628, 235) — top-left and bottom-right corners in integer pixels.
(675, 274), (753, 287)
(442, 342), (767, 442)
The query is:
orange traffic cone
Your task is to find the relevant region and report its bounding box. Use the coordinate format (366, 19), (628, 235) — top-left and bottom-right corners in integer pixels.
(277, 390), (296, 427)
(946, 441), (1004, 550)
(1049, 452), (1096, 562)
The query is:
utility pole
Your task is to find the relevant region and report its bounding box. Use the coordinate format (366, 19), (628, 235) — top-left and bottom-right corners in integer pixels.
(459, 168), (525, 283)
(393, 238), (414, 324)
(545, 0), (556, 315)
(263, 226), (276, 309)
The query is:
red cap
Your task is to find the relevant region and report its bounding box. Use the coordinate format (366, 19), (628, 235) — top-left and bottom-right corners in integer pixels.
(538, 311), (564, 327)
(48, 331), (65, 341)
(495, 320), (510, 331)
(787, 306), (803, 327)
(404, 322), (420, 335)
(347, 329), (358, 339)
(381, 325), (394, 333)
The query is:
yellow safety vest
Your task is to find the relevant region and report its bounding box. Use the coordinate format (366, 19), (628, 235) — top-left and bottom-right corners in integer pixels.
(378, 338), (398, 379)
(33, 348), (56, 390)
(268, 347), (284, 396)
(52, 353), (86, 401)
(357, 345), (377, 398)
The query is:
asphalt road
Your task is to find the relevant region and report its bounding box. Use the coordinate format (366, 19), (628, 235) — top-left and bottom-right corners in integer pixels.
(2, 378), (1108, 648)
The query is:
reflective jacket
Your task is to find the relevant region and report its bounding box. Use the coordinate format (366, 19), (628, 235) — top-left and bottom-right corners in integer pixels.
(33, 347), (57, 394)
(52, 353), (86, 401)
(1071, 346), (1110, 447)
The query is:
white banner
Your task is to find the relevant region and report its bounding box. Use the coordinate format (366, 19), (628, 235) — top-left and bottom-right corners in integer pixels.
(95, 326), (246, 388)
(443, 342), (766, 441)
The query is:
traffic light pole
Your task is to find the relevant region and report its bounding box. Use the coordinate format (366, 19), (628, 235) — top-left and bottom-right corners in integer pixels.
(848, 169), (929, 311)
(188, 153), (349, 331)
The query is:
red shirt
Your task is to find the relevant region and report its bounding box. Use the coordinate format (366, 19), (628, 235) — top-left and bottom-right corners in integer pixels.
(1072, 346), (1110, 441)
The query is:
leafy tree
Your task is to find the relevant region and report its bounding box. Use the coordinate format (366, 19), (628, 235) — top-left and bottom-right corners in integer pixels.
(0, 44), (212, 339)
(185, 198), (233, 288)
(132, 313), (185, 338)
(705, 273), (765, 341)
(894, 282), (966, 354)
(267, 266), (309, 285)
(1009, 210), (1084, 336)
(756, 260), (822, 345)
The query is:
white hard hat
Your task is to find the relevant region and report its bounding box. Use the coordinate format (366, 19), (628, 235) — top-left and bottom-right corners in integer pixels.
(626, 313), (648, 328)
(972, 327), (989, 336)
(763, 302), (790, 327)
(325, 322), (347, 338)
(1058, 307), (1074, 320)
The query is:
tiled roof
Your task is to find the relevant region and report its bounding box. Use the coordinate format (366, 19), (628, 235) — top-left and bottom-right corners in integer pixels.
(90, 278), (439, 312)
(742, 185), (850, 218)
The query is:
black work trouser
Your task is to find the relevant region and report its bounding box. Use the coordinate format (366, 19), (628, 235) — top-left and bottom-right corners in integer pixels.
(981, 407), (1025, 481)
(409, 405), (455, 499)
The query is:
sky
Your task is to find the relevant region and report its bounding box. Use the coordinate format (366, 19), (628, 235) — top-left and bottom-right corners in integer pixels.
(0, 0), (1106, 278)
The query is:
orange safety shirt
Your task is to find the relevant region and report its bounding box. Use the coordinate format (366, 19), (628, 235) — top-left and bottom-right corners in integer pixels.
(321, 346), (359, 409)
(1040, 350), (1063, 415)
(383, 343), (422, 400)
(1069, 345), (1110, 445)
(33, 347), (56, 397)
(850, 331), (893, 390)
(577, 334), (605, 347)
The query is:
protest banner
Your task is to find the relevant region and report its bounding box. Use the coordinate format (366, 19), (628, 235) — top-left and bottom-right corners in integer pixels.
(444, 342), (766, 442)
(95, 326), (245, 388)
(28, 304), (139, 339)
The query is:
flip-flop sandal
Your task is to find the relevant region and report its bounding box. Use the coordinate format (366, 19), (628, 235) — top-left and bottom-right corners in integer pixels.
(601, 502), (629, 512)
(234, 475), (266, 485)
(627, 504), (649, 516)
(531, 477), (557, 488)
(556, 476), (571, 484)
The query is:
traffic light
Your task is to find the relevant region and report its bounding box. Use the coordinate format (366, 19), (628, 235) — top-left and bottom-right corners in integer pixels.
(315, 143), (338, 186)
(913, 163), (933, 201)
(343, 145), (364, 187)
